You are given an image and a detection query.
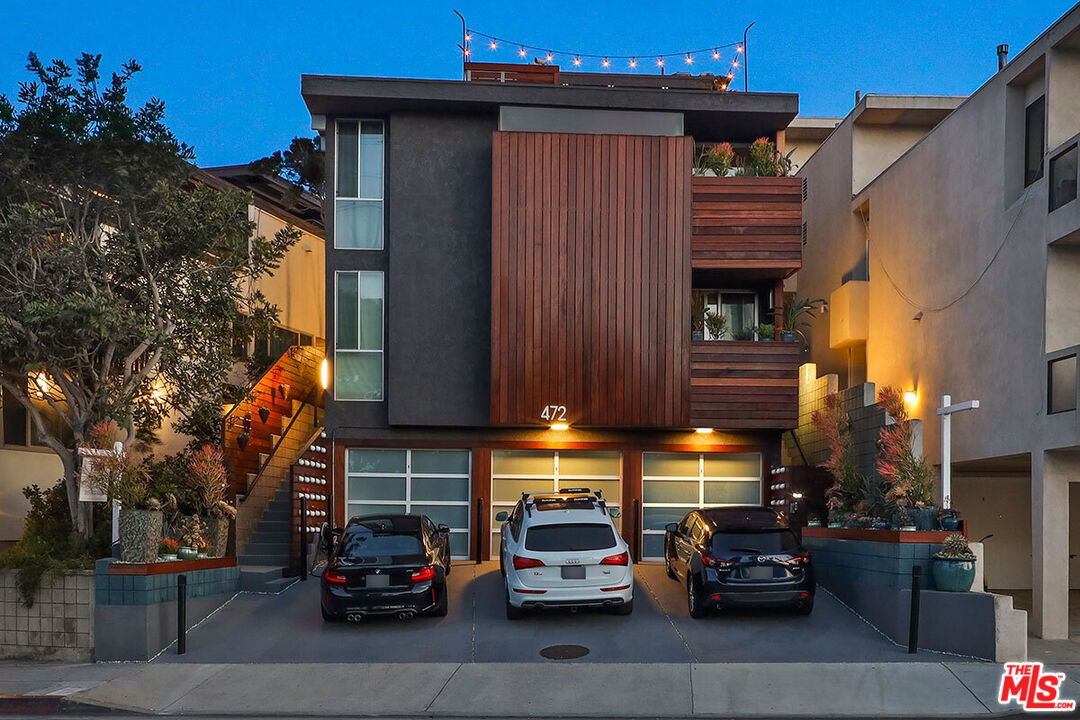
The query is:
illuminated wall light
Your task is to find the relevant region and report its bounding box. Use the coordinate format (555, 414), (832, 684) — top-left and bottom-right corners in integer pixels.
(550, 422), (570, 431)
(903, 389), (919, 406)
(320, 358), (329, 390)
(694, 427), (714, 434)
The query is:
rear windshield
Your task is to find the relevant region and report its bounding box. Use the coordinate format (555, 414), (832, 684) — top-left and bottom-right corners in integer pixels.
(711, 530), (799, 554)
(524, 523), (616, 552)
(337, 520), (423, 560)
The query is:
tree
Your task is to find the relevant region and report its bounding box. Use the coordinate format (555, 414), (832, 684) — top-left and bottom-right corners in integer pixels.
(0, 53), (298, 533)
(249, 135), (324, 200)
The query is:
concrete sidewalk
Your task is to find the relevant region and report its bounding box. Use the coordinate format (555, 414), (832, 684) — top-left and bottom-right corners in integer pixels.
(2, 660), (1073, 716)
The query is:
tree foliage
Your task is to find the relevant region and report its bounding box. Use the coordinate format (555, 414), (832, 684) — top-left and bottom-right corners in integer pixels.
(0, 53), (298, 531)
(249, 135), (324, 200)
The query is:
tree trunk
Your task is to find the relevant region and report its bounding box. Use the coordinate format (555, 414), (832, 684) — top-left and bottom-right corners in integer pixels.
(60, 448), (87, 537)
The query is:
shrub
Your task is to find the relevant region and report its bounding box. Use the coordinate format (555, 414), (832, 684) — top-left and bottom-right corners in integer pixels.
(811, 394), (863, 519)
(877, 386), (934, 509)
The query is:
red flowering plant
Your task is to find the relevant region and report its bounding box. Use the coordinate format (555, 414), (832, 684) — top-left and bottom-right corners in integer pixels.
(877, 386), (934, 513)
(810, 394), (862, 524)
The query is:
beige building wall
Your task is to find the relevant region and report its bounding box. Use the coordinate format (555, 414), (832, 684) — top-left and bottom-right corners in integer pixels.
(250, 207), (326, 339)
(0, 448), (64, 542)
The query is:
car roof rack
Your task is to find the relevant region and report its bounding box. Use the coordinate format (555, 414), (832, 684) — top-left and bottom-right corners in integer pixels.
(521, 489), (607, 517)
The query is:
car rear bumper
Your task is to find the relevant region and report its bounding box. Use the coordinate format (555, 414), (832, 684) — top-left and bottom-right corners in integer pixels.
(506, 572), (633, 609)
(702, 576), (815, 608)
(322, 582), (438, 618)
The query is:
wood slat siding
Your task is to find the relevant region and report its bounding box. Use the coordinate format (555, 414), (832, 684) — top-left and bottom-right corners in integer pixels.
(491, 131), (692, 428)
(691, 176), (803, 271)
(689, 341), (799, 429)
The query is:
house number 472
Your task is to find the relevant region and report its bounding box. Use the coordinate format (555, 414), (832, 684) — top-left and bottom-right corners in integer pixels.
(540, 405), (567, 422)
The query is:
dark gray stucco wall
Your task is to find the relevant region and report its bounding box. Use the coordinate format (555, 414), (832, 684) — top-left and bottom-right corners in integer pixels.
(385, 111), (495, 427)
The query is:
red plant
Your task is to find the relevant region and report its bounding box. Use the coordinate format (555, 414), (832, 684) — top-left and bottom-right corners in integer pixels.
(876, 386), (933, 508)
(811, 394), (860, 515)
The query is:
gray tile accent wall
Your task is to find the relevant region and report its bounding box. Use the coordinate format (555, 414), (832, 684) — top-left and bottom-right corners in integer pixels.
(0, 570), (93, 661)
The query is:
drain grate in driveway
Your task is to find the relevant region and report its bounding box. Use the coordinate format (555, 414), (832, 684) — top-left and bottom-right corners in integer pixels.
(539, 644), (590, 660)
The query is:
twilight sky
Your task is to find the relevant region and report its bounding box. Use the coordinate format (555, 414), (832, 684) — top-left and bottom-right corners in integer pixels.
(0, 0), (1073, 166)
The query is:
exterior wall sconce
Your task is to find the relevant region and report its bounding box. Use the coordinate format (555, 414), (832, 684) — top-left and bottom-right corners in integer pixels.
(549, 423), (570, 431)
(913, 311), (924, 321)
(320, 358), (330, 390)
(903, 389), (918, 407)
(695, 427), (714, 434)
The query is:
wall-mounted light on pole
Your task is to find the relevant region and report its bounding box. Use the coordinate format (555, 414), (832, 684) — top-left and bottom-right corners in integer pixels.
(937, 394), (980, 509)
(320, 358), (330, 390)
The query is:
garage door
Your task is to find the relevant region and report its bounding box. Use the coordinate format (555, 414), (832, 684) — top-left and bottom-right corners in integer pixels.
(641, 451), (761, 560)
(490, 450), (622, 556)
(345, 448), (471, 558)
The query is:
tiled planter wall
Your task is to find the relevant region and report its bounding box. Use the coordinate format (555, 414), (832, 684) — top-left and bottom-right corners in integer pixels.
(94, 559), (239, 605)
(0, 569), (93, 661)
(803, 534), (944, 589)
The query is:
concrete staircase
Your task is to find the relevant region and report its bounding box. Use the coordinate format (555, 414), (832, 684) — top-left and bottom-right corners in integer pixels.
(238, 484), (296, 591)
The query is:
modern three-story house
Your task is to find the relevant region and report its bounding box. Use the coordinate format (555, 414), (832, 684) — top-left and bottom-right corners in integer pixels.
(302, 62), (804, 561)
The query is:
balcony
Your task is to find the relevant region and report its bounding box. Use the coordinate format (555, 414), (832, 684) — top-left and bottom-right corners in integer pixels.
(689, 340), (800, 429)
(691, 176), (803, 277)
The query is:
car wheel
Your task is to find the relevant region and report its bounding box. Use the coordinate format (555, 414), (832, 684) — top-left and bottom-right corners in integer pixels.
(613, 598), (634, 616)
(505, 580), (523, 620)
(431, 585), (449, 617)
(665, 555), (677, 580)
(687, 577), (706, 619)
(321, 605), (340, 622)
(794, 598), (814, 616)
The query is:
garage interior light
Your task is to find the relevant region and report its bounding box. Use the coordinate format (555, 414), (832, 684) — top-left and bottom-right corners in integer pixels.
(550, 422), (570, 431)
(695, 427), (713, 434)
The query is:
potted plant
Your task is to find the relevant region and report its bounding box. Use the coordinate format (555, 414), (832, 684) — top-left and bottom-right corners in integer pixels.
(693, 142), (735, 177)
(704, 311), (727, 341)
(940, 507), (961, 531)
(878, 387), (937, 528)
(195, 536), (211, 559)
(84, 421), (163, 563)
(895, 507), (917, 531)
(732, 325), (756, 341)
(738, 138), (797, 177)
(188, 445), (233, 557)
(909, 501), (938, 531)
(756, 323), (776, 341)
(807, 515), (822, 528)
(932, 534), (976, 592)
(159, 537), (180, 561)
(178, 515), (207, 561)
(782, 296), (824, 343)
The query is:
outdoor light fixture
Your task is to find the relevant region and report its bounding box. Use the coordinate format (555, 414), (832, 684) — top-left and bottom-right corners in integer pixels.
(549, 422), (570, 431)
(695, 428), (714, 434)
(903, 389), (918, 406)
(320, 358), (329, 390)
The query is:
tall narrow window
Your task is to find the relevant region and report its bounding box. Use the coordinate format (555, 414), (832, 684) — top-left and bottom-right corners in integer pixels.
(1025, 96), (1046, 187)
(335, 271), (384, 400)
(1050, 144), (1078, 212)
(335, 120), (384, 249)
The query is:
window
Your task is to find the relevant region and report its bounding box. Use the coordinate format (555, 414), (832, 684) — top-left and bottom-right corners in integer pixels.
(345, 448), (471, 557)
(1025, 96), (1046, 187)
(335, 271), (383, 401)
(1049, 354), (1077, 414)
(490, 450), (622, 555)
(1050, 144), (1078, 212)
(693, 290), (758, 340)
(335, 120), (384, 249)
(641, 451), (761, 559)
(1, 381), (73, 449)
(524, 523), (617, 552)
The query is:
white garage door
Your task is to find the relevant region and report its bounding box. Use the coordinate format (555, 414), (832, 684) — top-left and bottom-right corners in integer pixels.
(345, 448), (471, 558)
(641, 451), (761, 560)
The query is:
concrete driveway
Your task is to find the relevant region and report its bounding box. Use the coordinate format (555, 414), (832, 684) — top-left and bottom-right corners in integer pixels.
(155, 562), (957, 664)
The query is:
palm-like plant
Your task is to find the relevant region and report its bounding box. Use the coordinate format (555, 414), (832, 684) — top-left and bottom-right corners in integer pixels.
(782, 296), (824, 343)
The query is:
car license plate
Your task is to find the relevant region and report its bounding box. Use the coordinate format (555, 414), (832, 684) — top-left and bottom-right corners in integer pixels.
(745, 566), (774, 580)
(366, 574), (390, 588)
(561, 566), (586, 580)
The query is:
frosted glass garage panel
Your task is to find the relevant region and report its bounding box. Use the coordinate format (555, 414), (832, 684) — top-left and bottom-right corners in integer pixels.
(643, 480), (699, 504)
(348, 449), (406, 474)
(493, 478), (551, 502)
(704, 480), (760, 505)
(347, 476), (406, 502)
(412, 504), (470, 529)
(703, 453), (760, 478)
(642, 534), (667, 559)
(492, 450), (554, 475)
(449, 532), (469, 557)
(643, 452), (700, 477)
(411, 476), (469, 502)
(559, 479), (620, 501)
(643, 506), (695, 531)
(347, 503), (406, 518)
(558, 451), (620, 476)
(411, 450), (470, 475)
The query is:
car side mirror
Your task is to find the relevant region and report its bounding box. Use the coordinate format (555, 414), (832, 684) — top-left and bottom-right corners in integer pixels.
(609, 507), (621, 519)
(495, 511), (509, 522)
(436, 523), (450, 534)
(665, 523), (678, 534)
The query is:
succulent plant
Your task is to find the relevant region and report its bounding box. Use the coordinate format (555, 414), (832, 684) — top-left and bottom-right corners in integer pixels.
(935, 533), (976, 560)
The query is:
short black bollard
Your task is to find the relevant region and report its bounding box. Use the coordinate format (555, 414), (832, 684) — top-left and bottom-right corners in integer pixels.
(908, 565), (921, 654)
(299, 496), (308, 581)
(177, 574), (187, 655)
(475, 497), (484, 565)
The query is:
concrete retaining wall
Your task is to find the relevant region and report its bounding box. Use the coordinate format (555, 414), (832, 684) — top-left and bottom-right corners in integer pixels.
(0, 569), (93, 661)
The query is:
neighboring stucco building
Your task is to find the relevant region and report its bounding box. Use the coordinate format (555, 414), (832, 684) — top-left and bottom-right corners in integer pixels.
(794, 3), (1080, 639)
(0, 169), (326, 545)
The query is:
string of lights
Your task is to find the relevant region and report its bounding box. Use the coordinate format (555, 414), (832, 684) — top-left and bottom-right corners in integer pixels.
(461, 27), (745, 82)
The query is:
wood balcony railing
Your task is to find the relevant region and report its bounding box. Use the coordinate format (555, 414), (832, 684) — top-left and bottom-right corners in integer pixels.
(689, 340), (800, 429)
(691, 176), (803, 275)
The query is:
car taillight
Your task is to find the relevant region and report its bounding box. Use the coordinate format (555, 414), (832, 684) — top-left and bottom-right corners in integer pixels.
(788, 551), (812, 566)
(600, 552), (628, 566)
(325, 570), (347, 584)
(411, 566), (436, 582)
(699, 552), (734, 569)
(513, 555), (545, 569)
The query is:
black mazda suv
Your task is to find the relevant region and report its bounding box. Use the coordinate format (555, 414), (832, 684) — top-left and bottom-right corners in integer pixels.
(321, 514), (451, 621)
(664, 506), (815, 617)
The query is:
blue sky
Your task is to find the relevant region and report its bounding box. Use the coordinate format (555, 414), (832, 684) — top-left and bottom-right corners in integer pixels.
(0, 1), (1074, 166)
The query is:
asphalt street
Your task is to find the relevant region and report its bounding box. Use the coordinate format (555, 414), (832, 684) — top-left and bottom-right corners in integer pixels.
(152, 561), (948, 663)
